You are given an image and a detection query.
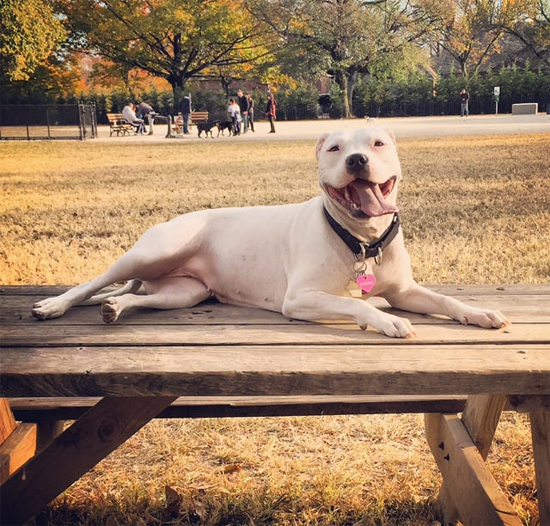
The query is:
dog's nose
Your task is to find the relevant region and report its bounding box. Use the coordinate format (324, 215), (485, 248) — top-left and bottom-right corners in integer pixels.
(346, 153), (368, 174)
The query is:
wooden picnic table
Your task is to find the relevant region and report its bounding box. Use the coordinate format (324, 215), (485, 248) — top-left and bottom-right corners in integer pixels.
(1, 284), (549, 525)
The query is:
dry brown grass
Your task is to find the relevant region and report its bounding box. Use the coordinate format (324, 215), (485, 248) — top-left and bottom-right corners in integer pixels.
(1, 133), (548, 525)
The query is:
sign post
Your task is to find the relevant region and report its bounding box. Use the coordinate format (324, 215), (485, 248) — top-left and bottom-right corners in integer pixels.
(494, 86), (500, 115)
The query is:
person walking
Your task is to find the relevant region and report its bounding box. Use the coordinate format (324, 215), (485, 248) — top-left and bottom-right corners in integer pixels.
(460, 88), (469, 117)
(237, 89), (249, 133)
(180, 94), (192, 134)
(247, 94), (255, 132)
(266, 93), (277, 134)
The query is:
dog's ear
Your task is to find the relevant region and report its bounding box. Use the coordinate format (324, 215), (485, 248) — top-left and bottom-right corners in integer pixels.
(315, 132), (331, 160)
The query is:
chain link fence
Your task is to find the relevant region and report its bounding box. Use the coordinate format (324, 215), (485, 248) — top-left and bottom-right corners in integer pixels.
(0, 103), (97, 140)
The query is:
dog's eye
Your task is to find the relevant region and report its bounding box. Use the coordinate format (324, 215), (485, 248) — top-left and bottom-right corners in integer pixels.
(374, 140), (385, 147)
(328, 145), (340, 152)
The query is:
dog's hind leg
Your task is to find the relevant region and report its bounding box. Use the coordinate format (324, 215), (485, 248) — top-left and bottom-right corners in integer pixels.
(32, 245), (153, 320)
(79, 279), (143, 306)
(32, 265), (137, 320)
(100, 276), (210, 323)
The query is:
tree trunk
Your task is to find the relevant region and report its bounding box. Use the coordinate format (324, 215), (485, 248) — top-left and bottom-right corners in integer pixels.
(347, 71), (358, 117)
(335, 70), (352, 118)
(171, 79), (187, 113)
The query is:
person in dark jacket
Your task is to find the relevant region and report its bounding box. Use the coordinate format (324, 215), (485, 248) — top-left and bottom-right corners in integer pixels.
(137, 101), (157, 135)
(247, 94), (255, 132)
(237, 89), (250, 133)
(180, 95), (192, 134)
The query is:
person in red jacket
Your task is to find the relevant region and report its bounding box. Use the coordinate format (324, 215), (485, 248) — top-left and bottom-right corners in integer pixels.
(266, 92), (277, 134)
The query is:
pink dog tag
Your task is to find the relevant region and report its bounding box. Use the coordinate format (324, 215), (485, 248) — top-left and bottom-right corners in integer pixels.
(356, 274), (376, 294)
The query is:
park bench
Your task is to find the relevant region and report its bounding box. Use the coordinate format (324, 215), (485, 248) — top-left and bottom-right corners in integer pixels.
(166, 111), (210, 137)
(106, 112), (135, 137)
(1, 284), (549, 525)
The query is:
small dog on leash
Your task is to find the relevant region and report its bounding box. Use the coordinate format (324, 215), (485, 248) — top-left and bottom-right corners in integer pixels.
(217, 121), (234, 136)
(197, 121), (220, 138)
(32, 127), (510, 338)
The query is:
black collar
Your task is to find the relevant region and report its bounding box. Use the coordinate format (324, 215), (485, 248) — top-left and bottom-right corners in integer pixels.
(323, 207), (400, 260)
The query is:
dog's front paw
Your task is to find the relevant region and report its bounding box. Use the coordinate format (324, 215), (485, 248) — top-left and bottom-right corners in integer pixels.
(32, 298), (67, 320)
(364, 313), (417, 339)
(458, 308), (510, 329)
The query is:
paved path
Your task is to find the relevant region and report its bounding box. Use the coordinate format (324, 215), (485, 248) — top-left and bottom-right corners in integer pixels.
(98, 113), (549, 143)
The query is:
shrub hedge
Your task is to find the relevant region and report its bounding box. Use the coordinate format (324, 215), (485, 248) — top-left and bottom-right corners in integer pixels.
(3, 63), (548, 121)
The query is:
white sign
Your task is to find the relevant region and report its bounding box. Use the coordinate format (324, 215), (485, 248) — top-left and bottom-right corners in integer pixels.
(494, 86), (500, 96)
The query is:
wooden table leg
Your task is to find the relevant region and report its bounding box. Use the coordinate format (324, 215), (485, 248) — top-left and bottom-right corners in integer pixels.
(0, 398), (38, 487)
(0, 396), (176, 526)
(425, 394), (521, 525)
(530, 411), (550, 524)
(0, 398), (17, 443)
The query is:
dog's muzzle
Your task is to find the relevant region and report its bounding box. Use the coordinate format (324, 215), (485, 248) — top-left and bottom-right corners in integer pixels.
(346, 153), (368, 175)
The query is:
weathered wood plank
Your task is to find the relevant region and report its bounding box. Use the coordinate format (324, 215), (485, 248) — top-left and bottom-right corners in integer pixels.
(9, 395), (469, 421)
(0, 396), (176, 526)
(0, 422), (37, 485)
(0, 399), (16, 444)
(2, 322), (547, 348)
(2, 345), (549, 397)
(530, 411), (550, 524)
(424, 413), (521, 526)
(508, 395), (550, 413)
(3, 292), (549, 326)
(435, 395), (508, 523)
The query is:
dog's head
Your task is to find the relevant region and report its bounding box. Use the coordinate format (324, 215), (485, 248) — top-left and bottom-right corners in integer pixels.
(316, 127), (400, 221)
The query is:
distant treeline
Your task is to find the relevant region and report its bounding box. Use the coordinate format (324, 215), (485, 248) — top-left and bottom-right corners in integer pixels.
(3, 63), (548, 122)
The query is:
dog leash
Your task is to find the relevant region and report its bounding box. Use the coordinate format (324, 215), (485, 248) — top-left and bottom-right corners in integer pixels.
(323, 207), (400, 265)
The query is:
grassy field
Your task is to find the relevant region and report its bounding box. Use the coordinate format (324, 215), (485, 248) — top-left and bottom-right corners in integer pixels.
(1, 132), (549, 525)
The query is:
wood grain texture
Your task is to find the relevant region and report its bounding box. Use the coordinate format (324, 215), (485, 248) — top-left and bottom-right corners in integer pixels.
(3, 291), (550, 326)
(0, 396), (176, 526)
(2, 322), (548, 348)
(0, 399), (16, 444)
(530, 411), (550, 524)
(0, 285), (548, 524)
(9, 395), (469, 421)
(0, 422), (37, 485)
(435, 395), (507, 524)
(1, 345), (549, 398)
(425, 413), (521, 526)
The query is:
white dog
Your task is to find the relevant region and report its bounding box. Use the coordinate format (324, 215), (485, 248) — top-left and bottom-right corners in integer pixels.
(32, 127), (509, 338)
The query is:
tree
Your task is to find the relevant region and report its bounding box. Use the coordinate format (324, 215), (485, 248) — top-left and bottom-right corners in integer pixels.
(0, 0), (66, 82)
(61, 0), (274, 103)
(246, 0), (449, 118)
(436, 0), (506, 77)
(494, 0), (550, 67)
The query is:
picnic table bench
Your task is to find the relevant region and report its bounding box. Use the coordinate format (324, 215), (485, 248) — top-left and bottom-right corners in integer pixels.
(1, 284), (549, 525)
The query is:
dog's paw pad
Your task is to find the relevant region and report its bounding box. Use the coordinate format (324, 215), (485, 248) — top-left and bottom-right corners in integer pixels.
(100, 299), (120, 324)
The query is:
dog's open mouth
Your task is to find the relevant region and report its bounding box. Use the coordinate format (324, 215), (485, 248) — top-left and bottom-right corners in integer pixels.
(326, 176), (398, 217)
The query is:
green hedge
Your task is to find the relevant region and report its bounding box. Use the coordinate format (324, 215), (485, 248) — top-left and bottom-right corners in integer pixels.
(3, 63), (548, 119)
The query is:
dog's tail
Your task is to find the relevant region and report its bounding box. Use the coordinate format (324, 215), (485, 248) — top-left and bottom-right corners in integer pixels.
(80, 279), (142, 306)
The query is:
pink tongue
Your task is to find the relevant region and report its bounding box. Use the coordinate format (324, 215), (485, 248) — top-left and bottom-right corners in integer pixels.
(349, 179), (398, 217)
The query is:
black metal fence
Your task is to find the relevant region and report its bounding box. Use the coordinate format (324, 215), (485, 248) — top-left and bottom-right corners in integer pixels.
(0, 103), (97, 140)
(353, 95), (550, 119)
